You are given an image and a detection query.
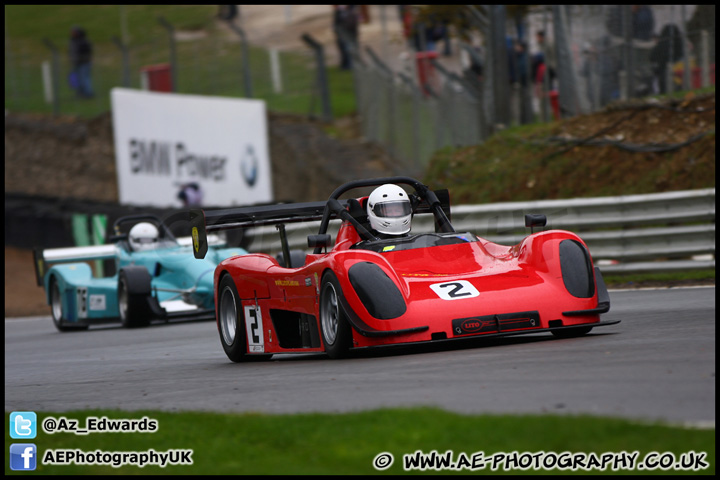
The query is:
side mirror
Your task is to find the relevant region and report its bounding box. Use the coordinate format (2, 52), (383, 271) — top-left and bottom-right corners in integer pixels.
(525, 214), (547, 234)
(308, 234), (331, 249)
(189, 209), (208, 259)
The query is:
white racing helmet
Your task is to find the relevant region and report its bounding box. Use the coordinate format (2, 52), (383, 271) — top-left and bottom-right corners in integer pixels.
(128, 222), (160, 251)
(366, 184), (412, 235)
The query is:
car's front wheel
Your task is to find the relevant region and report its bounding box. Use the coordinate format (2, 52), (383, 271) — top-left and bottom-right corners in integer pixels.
(118, 267), (152, 328)
(217, 274), (272, 362)
(319, 271), (353, 359)
(50, 277), (88, 332)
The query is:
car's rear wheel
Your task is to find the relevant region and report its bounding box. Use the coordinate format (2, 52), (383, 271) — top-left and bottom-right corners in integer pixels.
(118, 267), (152, 328)
(50, 277), (88, 332)
(217, 274), (272, 362)
(319, 271), (353, 359)
(551, 326), (593, 338)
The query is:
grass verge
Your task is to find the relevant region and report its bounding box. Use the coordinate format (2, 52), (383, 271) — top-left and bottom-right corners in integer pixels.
(604, 269), (715, 289)
(5, 409), (715, 475)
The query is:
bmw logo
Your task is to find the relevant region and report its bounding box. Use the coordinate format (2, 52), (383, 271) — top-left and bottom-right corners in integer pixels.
(241, 145), (258, 187)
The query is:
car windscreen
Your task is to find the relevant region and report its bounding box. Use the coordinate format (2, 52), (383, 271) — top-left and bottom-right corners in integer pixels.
(350, 232), (478, 253)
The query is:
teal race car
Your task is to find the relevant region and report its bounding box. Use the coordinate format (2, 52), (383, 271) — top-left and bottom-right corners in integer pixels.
(34, 214), (248, 331)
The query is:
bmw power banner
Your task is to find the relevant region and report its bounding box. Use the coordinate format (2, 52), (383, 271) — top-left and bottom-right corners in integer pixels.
(111, 88), (273, 207)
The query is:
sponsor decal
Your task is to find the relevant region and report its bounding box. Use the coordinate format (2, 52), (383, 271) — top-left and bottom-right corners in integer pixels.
(453, 317), (498, 335)
(458, 318), (495, 333)
(128, 140), (227, 181)
(191, 227), (199, 253)
(452, 311), (541, 336)
(88, 295), (106, 311)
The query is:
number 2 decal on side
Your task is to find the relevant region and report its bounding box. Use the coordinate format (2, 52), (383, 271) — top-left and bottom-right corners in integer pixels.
(430, 280), (480, 300)
(244, 305), (265, 352)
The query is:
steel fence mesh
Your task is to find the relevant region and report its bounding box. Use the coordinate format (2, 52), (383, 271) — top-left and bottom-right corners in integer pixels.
(4, 5), (715, 170)
(548, 5), (714, 113)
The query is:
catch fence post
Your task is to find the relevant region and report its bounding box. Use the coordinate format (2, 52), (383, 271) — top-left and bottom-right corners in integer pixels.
(111, 36), (131, 87)
(41, 38), (61, 116)
(226, 21), (254, 98)
(157, 16), (177, 92)
(301, 33), (332, 123)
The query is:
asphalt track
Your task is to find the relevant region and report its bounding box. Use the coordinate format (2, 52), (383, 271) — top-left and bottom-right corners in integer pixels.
(5, 287), (715, 426)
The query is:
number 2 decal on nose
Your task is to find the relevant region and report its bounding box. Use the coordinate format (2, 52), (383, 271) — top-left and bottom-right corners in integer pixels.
(430, 280), (480, 300)
(244, 305), (265, 352)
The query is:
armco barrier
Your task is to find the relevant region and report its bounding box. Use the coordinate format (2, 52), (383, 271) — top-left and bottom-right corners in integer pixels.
(5, 189), (715, 275)
(241, 188), (715, 275)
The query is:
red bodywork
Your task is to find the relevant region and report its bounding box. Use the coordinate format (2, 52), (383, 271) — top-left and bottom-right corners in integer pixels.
(213, 208), (611, 355)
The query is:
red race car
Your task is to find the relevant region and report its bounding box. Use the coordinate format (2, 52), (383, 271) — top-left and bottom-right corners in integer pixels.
(189, 177), (618, 361)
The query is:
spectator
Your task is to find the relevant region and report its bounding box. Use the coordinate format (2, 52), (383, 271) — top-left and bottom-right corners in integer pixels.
(597, 36), (621, 106)
(433, 16), (452, 56)
(333, 5), (359, 70)
(68, 26), (94, 98)
(531, 30), (556, 89)
(218, 5), (238, 21)
(398, 5), (414, 48)
(462, 44), (483, 82)
(606, 5), (655, 40)
(411, 11), (447, 53)
(460, 43), (483, 98)
(514, 39), (529, 87)
(632, 5), (655, 41)
(650, 23), (684, 94)
(686, 5), (715, 66)
(507, 36), (517, 83)
(579, 42), (598, 107)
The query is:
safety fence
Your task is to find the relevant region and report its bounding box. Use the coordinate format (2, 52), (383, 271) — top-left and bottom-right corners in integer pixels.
(429, 188), (716, 274)
(5, 189), (714, 275)
(4, 9), (319, 119)
(6, 6), (714, 168)
(352, 5), (716, 173)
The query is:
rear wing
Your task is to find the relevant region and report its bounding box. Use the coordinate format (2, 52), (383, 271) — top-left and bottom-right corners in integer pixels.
(33, 244), (118, 286)
(189, 187), (451, 259)
(189, 201), (338, 259)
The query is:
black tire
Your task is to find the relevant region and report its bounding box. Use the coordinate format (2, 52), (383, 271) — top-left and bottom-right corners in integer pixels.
(319, 271), (353, 359)
(49, 276), (88, 332)
(217, 274), (272, 362)
(118, 267), (152, 328)
(551, 326), (593, 339)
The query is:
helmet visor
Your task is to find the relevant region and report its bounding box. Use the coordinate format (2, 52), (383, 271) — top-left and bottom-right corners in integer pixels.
(372, 201), (412, 218)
